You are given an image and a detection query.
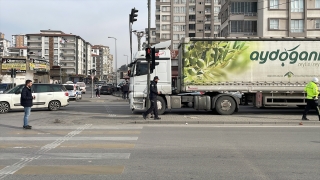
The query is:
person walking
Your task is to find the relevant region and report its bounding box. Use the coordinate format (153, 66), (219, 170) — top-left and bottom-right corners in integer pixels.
(21, 80), (35, 129)
(122, 83), (129, 99)
(302, 77), (320, 121)
(143, 76), (161, 120)
(95, 85), (101, 98)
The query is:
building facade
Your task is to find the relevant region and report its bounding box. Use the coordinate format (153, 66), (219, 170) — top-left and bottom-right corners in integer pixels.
(219, 0), (320, 37)
(156, 0), (221, 50)
(26, 30), (92, 82)
(144, 28), (157, 47)
(12, 34), (27, 47)
(0, 33), (11, 57)
(91, 45), (113, 81)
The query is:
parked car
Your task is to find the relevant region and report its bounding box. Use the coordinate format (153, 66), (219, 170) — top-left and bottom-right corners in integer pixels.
(0, 83), (16, 94)
(100, 85), (113, 95)
(106, 83), (117, 92)
(76, 82), (86, 94)
(63, 84), (82, 101)
(0, 84), (69, 114)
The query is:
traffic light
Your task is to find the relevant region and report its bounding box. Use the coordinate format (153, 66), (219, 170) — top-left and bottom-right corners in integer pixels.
(145, 47), (151, 61)
(130, 8), (138, 23)
(88, 70), (92, 75)
(10, 68), (17, 78)
(150, 47), (156, 74)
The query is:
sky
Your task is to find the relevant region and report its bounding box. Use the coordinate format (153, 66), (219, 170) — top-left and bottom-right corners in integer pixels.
(0, 0), (155, 69)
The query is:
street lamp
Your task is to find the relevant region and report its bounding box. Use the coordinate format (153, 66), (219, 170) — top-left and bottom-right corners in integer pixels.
(123, 54), (128, 65)
(108, 37), (117, 85)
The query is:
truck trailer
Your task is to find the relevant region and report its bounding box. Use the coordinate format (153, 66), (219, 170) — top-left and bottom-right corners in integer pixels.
(129, 37), (320, 115)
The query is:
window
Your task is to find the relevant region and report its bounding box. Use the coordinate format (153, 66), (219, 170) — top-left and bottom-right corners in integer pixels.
(173, 25), (186, 31)
(173, 43), (179, 49)
(291, 20), (304, 32)
(174, 7), (185, 13)
(189, 15), (196, 21)
(162, 25), (170, 30)
(162, 6), (170, 12)
(44, 42), (49, 48)
(291, 0), (304, 12)
(52, 85), (65, 92)
(35, 85), (52, 93)
(161, 34), (170, 39)
(7, 85), (24, 94)
(214, 7), (220, 13)
(173, 34), (184, 40)
(214, 25), (220, 31)
(152, 31), (156, 35)
(231, 2), (257, 14)
(205, 8), (211, 13)
(189, 0), (195, 3)
(270, 19), (279, 29)
(189, 24), (196, 30)
(54, 56), (58, 60)
(45, 37), (48, 41)
(316, 0), (320, 8)
(54, 37), (58, 42)
(45, 49), (49, 54)
(316, 19), (320, 29)
(231, 21), (257, 33)
(54, 49), (58, 54)
(270, 0), (279, 9)
(173, 16), (185, 22)
(189, 7), (195, 12)
(162, 15), (170, 21)
(54, 43), (58, 48)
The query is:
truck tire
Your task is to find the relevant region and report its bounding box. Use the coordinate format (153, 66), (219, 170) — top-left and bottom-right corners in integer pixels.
(157, 96), (166, 115)
(215, 96), (236, 115)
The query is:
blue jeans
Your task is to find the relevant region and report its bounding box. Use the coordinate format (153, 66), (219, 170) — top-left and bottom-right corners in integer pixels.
(23, 107), (31, 126)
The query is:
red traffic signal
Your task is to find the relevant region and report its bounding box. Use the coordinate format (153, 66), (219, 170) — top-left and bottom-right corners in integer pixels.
(145, 47), (151, 60)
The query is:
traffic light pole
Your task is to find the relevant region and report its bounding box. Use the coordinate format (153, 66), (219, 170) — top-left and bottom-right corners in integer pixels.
(146, 0), (151, 109)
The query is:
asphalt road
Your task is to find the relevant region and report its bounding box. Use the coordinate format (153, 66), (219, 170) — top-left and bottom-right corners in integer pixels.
(0, 125), (319, 180)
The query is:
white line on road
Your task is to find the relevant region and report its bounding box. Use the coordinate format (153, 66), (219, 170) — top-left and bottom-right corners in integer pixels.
(0, 137), (138, 141)
(0, 124), (92, 179)
(0, 153), (130, 160)
(16, 125), (143, 130)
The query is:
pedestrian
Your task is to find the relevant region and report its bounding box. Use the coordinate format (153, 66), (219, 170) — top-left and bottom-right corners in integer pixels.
(302, 77), (320, 121)
(142, 76), (161, 120)
(95, 85), (101, 98)
(122, 83), (129, 99)
(20, 80), (35, 129)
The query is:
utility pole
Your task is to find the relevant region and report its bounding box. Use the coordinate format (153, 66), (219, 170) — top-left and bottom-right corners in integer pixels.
(146, 0), (151, 109)
(133, 31), (145, 51)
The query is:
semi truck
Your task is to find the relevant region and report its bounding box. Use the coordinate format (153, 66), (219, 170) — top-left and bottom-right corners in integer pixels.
(128, 37), (320, 115)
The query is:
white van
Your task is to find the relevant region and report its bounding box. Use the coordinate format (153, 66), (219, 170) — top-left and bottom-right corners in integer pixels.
(76, 82), (86, 94)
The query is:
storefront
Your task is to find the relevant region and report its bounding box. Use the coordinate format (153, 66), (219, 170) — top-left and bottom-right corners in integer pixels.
(30, 59), (50, 83)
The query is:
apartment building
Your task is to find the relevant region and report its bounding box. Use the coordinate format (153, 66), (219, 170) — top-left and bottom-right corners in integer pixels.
(0, 33), (11, 57)
(12, 34), (27, 47)
(144, 28), (157, 47)
(91, 45), (113, 80)
(26, 30), (92, 77)
(156, 0), (221, 50)
(219, 0), (320, 37)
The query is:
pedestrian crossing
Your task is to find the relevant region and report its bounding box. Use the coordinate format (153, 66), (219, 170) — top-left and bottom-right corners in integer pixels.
(0, 125), (142, 179)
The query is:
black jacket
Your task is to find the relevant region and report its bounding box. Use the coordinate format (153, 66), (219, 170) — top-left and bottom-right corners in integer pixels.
(122, 84), (129, 91)
(20, 86), (33, 107)
(149, 81), (158, 99)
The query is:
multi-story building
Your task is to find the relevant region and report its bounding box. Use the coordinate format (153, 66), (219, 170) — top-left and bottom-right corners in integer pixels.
(0, 33), (11, 57)
(12, 34), (28, 47)
(26, 30), (92, 81)
(156, 0), (221, 50)
(219, 0), (320, 37)
(91, 45), (113, 80)
(144, 28), (157, 47)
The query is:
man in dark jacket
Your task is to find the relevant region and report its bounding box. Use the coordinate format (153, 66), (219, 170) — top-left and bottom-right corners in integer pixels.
(143, 76), (161, 120)
(20, 80), (35, 129)
(122, 83), (129, 99)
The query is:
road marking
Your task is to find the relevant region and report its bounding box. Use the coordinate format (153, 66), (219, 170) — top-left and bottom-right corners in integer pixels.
(0, 124), (92, 179)
(0, 137), (138, 141)
(0, 153), (130, 160)
(10, 130), (141, 135)
(0, 143), (135, 149)
(104, 105), (117, 117)
(28, 125), (143, 129)
(15, 165), (124, 175)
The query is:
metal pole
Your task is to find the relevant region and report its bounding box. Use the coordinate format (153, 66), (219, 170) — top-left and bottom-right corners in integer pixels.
(147, 0), (151, 109)
(115, 39), (117, 86)
(129, 15), (133, 63)
(91, 72), (93, 98)
(60, 65), (62, 84)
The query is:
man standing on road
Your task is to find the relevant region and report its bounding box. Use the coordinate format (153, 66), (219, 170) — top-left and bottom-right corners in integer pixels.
(21, 80), (35, 129)
(122, 83), (129, 99)
(143, 76), (161, 120)
(302, 77), (320, 121)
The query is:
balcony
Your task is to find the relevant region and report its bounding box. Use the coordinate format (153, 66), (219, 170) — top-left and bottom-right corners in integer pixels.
(60, 52), (75, 56)
(28, 39), (42, 42)
(60, 45), (75, 49)
(28, 46), (42, 49)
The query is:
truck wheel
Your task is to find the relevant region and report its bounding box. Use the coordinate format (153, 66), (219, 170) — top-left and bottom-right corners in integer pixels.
(0, 102), (10, 114)
(215, 96), (236, 115)
(157, 96), (166, 115)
